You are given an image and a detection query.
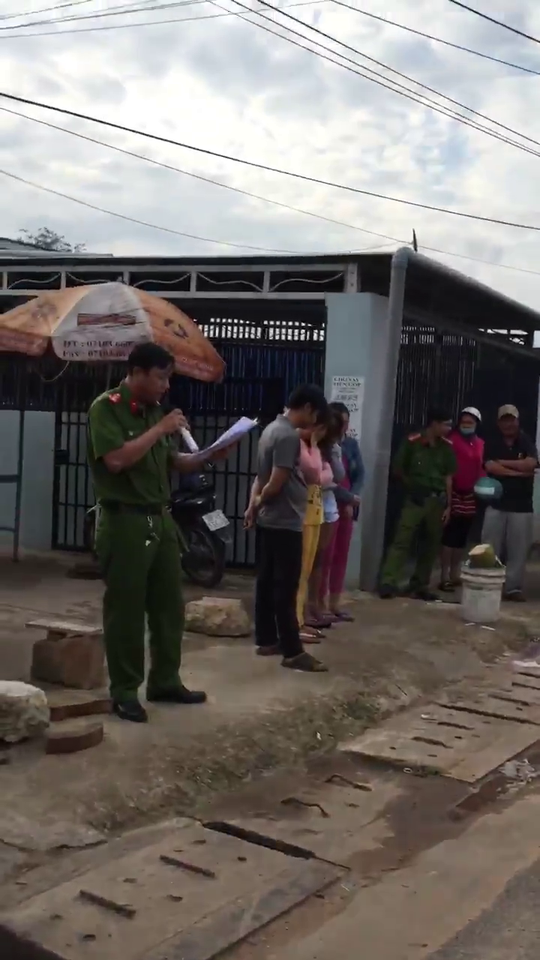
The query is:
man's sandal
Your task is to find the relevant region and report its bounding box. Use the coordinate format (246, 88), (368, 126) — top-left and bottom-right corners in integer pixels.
(282, 652), (328, 672)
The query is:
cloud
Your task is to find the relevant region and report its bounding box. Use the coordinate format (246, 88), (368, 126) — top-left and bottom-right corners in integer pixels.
(0, 0), (539, 308)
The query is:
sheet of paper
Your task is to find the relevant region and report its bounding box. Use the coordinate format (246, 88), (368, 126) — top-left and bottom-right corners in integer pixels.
(201, 416), (258, 456)
(330, 375), (364, 441)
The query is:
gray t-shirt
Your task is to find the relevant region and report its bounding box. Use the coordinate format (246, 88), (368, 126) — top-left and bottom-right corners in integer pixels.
(256, 414), (307, 531)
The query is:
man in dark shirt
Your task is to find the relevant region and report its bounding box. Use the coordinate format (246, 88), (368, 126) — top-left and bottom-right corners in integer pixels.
(482, 404), (538, 601)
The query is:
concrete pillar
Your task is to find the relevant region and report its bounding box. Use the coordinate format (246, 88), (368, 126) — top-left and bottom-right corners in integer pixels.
(324, 291), (402, 592)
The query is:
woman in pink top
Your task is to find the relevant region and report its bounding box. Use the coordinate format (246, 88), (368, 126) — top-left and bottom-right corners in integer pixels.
(440, 407), (484, 591)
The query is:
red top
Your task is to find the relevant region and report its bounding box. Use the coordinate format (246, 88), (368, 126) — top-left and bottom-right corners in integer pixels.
(449, 430), (485, 493)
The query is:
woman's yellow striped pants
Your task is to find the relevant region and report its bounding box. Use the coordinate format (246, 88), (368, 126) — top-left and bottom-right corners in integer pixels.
(296, 523), (321, 626)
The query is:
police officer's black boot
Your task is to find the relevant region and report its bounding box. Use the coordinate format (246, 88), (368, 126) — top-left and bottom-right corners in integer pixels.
(113, 699), (149, 723)
(410, 586), (439, 602)
(146, 684), (207, 705)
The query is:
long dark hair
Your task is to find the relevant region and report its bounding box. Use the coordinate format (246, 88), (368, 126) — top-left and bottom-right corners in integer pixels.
(329, 401), (349, 420)
(318, 409), (345, 461)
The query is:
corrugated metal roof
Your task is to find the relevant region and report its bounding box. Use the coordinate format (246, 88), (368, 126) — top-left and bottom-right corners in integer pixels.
(0, 247), (537, 330)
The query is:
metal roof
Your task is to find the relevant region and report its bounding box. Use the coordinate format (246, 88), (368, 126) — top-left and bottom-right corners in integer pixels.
(0, 247), (538, 332)
(391, 247), (540, 336)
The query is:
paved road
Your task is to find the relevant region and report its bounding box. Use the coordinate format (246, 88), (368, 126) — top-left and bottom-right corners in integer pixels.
(429, 857), (540, 960)
(274, 792), (540, 960)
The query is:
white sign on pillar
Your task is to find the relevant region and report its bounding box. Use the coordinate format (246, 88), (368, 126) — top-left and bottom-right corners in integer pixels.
(330, 375), (365, 441)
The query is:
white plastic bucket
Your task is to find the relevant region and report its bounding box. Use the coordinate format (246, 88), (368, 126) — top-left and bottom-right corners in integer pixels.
(460, 564), (506, 624)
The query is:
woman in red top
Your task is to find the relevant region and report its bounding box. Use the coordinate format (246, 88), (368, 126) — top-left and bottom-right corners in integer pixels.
(440, 406), (484, 591)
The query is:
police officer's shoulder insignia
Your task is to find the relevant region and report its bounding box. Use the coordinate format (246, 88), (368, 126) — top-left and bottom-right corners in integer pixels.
(109, 392), (122, 404)
(407, 433), (422, 442)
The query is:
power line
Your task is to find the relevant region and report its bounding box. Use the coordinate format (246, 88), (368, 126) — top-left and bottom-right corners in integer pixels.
(221, 0), (540, 165)
(0, 0), (94, 20)
(209, 0), (540, 165)
(413, 243), (540, 278)
(446, 0), (540, 45)
(330, 1), (540, 76)
(1, 89), (540, 232)
(0, 0), (322, 35)
(247, 0), (540, 156)
(0, 164), (342, 254)
(0, 0), (202, 30)
(0, 104), (401, 247)
(4, 102), (540, 277)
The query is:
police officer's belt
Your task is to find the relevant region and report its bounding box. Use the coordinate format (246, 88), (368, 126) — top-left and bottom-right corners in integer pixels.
(408, 489), (446, 507)
(100, 501), (165, 515)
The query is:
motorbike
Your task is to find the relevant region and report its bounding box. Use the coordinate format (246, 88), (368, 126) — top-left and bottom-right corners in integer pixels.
(170, 474), (231, 588)
(83, 474), (231, 589)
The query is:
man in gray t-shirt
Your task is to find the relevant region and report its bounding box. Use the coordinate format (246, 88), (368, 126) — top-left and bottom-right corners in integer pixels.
(256, 414), (307, 531)
(244, 385), (328, 673)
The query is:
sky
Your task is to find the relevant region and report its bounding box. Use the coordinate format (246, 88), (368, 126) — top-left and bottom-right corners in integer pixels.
(0, 0), (540, 309)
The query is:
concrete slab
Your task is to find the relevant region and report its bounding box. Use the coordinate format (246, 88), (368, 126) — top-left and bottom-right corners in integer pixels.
(511, 673), (540, 692)
(339, 703), (540, 782)
(0, 813), (105, 853)
(0, 821), (342, 960)
(25, 620), (102, 637)
(439, 682), (540, 725)
(210, 774), (401, 864)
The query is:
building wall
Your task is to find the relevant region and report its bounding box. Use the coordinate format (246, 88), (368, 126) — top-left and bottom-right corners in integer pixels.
(325, 292), (394, 591)
(0, 411), (55, 552)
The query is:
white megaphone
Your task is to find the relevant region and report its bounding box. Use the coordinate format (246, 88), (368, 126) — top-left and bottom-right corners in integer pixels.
(180, 426), (199, 453)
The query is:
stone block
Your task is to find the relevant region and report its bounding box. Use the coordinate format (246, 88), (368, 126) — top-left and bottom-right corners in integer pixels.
(46, 691), (111, 722)
(31, 635), (106, 690)
(185, 597), (251, 637)
(46, 718), (104, 755)
(0, 681), (49, 743)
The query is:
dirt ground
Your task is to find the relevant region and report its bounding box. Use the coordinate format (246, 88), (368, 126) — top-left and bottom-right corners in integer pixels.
(1, 552), (539, 844)
(4, 555), (540, 959)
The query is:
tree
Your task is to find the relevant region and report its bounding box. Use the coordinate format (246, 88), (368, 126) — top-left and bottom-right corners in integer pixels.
(18, 227), (86, 253)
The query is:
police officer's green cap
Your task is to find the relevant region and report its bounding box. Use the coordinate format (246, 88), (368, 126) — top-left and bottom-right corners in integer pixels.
(427, 407), (453, 424)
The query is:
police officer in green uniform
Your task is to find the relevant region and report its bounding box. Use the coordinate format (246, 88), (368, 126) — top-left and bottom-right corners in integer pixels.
(379, 409), (456, 601)
(87, 342), (231, 723)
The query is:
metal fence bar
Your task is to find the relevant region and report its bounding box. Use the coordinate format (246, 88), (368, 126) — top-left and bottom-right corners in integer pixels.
(384, 318), (540, 552)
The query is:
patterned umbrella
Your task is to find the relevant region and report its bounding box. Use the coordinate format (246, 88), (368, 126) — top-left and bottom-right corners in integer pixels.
(0, 282), (225, 382)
